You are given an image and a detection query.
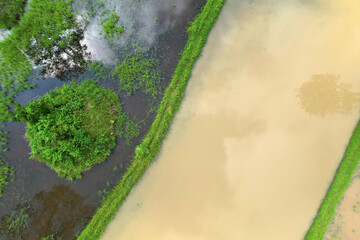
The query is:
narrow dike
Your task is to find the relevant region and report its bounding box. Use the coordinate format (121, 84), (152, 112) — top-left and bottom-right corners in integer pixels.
(306, 122), (360, 239)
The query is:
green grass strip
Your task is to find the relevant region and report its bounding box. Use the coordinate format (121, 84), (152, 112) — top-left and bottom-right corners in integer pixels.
(305, 121), (360, 239)
(77, 0), (225, 239)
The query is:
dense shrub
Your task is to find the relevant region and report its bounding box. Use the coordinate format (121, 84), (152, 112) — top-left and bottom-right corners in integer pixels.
(0, 0), (27, 29)
(14, 80), (119, 179)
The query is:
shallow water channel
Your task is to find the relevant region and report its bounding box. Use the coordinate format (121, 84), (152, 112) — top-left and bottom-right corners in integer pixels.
(101, 0), (360, 239)
(0, 0), (206, 239)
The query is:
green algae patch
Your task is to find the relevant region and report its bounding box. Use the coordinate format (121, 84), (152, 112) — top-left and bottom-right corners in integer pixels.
(14, 80), (119, 180)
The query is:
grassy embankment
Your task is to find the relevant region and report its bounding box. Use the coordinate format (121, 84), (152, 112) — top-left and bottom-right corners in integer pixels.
(0, 0), (27, 29)
(306, 121), (360, 239)
(77, 0), (225, 239)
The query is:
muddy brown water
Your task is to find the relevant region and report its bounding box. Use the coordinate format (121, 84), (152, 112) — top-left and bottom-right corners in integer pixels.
(0, 0), (206, 239)
(101, 0), (360, 239)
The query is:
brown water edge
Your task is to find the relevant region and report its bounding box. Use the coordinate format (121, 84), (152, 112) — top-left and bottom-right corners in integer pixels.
(0, 0), (206, 239)
(324, 166), (360, 240)
(101, 0), (360, 239)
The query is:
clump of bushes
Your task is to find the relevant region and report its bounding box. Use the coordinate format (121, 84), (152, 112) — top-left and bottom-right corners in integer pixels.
(0, 0), (27, 29)
(13, 80), (119, 180)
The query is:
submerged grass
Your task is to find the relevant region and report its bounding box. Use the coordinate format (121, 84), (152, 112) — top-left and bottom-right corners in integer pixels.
(305, 121), (360, 239)
(0, 156), (14, 197)
(77, 0), (225, 239)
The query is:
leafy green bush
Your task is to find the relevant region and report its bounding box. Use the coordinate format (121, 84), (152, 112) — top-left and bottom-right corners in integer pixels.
(0, 0), (27, 29)
(14, 80), (119, 179)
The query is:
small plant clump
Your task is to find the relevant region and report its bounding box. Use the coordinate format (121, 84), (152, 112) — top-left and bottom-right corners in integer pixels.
(113, 55), (161, 97)
(89, 61), (110, 79)
(102, 13), (124, 40)
(116, 113), (141, 145)
(0, 0), (27, 29)
(0, 156), (14, 197)
(13, 80), (120, 180)
(0, 202), (32, 238)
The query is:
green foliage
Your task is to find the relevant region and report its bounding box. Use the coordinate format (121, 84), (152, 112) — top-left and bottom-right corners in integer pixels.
(0, 156), (14, 197)
(0, 202), (32, 238)
(89, 61), (110, 79)
(15, 80), (119, 180)
(2, 0), (89, 79)
(0, 0), (27, 29)
(41, 234), (56, 240)
(113, 55), (161, 97)
(102, 13), (124, 40)
(116, 113), (140, 145)
(0, 0), (89, 152)
(0, 128), (8, 152)
(305, 121), (360, 239)
(77, 0), (225, 239)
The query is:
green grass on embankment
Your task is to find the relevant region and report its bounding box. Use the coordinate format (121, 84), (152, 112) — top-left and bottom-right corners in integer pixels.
(305, 121), (360, 239)
(77, 0), (225, 239)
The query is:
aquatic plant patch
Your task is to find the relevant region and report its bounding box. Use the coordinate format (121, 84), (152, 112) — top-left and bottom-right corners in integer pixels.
(0, 201), (32, 238)
(0, 156), (14, 197)
(77, 0), (225, 238)
(113, 54), (161, 97)
(13, 80), (119, 180)
(102, 12), (124, 40)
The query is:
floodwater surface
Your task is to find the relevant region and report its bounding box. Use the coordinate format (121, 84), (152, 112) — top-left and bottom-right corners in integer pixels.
(102, 0), (360, 239)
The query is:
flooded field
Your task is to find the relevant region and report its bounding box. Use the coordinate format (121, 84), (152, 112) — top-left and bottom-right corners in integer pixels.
(0, 0), (206, 238)
(101, 0), (360, 239)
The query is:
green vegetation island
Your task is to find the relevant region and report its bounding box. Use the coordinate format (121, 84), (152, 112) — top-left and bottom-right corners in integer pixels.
(13, 80), (119, 179)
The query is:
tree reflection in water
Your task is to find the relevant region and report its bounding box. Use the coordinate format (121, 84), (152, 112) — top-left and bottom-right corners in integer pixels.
(22, 185), (94, 240)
